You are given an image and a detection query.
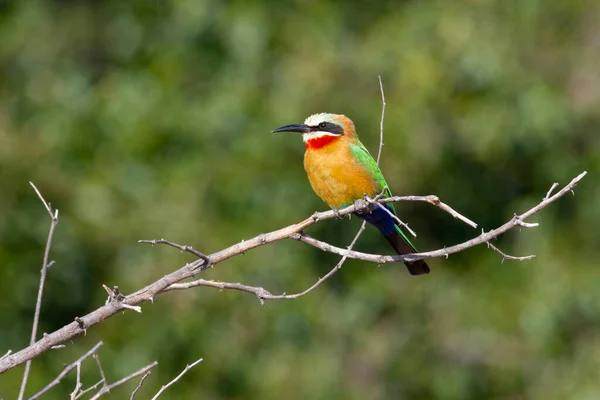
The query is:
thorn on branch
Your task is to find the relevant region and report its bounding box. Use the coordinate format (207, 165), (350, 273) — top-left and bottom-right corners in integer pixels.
(545, 182), (559, 200)
(0, 350), (12, 362)
(103, 285), (142, 313)
(258, 234), (267, 244)
(74, 317), (85, 330)
(512, 215), (539, 228)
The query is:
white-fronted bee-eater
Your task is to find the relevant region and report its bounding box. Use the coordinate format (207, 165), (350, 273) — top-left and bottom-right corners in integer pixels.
(273, 113), (429, 275)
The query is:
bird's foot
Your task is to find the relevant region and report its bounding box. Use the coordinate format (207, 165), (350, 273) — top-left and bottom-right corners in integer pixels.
(332, 208), (343, 219)
(353, 198), (369, 214)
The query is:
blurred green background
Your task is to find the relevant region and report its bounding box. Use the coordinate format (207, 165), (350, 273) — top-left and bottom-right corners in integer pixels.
(1, 0), (598, 398)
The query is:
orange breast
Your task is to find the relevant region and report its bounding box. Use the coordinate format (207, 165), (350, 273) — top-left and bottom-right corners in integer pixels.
(303, 138), (381, 209)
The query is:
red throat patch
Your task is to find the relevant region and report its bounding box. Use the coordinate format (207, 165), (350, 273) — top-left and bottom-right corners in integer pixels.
(305, 135), (340, 150)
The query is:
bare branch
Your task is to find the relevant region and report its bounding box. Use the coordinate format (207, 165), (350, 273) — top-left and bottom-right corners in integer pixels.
(75, 380), (104, 399)
(0, 172), (586, 374)
(138, 238), (211, 265)
(93, 353), (108, 391)
(291, 172), (587, 263)
(18, 183), (60, 400)
(28, 182), (54, 218)
(69, 362), (82, 400)
(88, 361), (158, 400)
(151, 358), (202, 400)
(376, 75), (386, 164)
(28, 341), (103, 400)
(545, 182), (559, 200)
(378, 194), (478, 229)
(487, 242), (536, 262)
(130, 370), (152, 400)
(170, 222), (369, 302)
(0, 350), (12, 362)
(262, 221), (368, 300)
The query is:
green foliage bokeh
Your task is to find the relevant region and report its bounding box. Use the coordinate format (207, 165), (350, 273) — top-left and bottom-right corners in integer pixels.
(1, 0), (599, 398)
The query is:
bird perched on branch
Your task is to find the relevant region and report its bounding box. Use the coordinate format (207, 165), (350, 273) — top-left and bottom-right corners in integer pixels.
(273, 113), (429, 275)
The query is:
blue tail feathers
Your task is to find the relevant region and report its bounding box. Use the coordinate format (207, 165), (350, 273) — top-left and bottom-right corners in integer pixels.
(356, 204), (430, 275)
(357, 204), (398, 236)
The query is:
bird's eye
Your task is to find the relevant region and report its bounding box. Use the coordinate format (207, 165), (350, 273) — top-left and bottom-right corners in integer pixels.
(318, 122), (327, 129)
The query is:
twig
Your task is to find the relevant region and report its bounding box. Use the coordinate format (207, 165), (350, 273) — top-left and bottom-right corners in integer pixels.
(137, 238), (211, 265)
(545, 182), (559, 200)
(264, 221), (368, 300)
(487, 242), (536, 262)
(376, 75), (386, 164)
(69, 363), (82, 400)
(93, 353), (108, 390)
(0, 350), (12, 362)
(75, 380), (104, 399)
(88, 361), (158, 400)
(364, 195), (417, 237)
(164, 279), (273, 303)
(0, 172), (587, 374)
(151, 358), (202, 400)
(28, 341), (103, 399)
(377, 195), (478, 229)
(18, 183), (59, 400)
(130, 370), (152, 400)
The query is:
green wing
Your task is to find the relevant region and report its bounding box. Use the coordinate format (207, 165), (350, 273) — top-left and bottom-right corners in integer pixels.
(349, 141), (390, 195)
(348, 141), (418, 251)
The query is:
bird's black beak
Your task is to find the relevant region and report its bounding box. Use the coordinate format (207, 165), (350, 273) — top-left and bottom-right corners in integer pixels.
(272, 124), (310, 134)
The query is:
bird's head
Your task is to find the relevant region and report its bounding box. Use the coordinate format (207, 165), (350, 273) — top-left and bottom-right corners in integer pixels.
(272, 113), (357, 149)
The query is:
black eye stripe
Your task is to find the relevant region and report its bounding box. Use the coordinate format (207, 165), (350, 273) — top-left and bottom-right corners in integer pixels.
(309, 122), (343, 135)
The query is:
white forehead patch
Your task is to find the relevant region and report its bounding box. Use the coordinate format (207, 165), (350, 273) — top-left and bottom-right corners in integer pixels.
(304, 113), (335, 126)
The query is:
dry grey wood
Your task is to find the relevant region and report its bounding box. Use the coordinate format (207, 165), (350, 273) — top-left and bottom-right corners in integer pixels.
(88, 361), (158, 400)
(68, 362), (82, 399)
(166, 222), (369, 301)
(18, 183), (59, 400)
(487, 241), (536, 262)
(161, 172), (585, 300)
(0, 171), (587, 375)
(376, 75), (386, 164)
(28, 341), (103, 400)
(151, 358), (202, 400)
(129, 370), (152, 400)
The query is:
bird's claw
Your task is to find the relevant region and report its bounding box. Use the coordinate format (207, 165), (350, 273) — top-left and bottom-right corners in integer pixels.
(353, 198), (369, 214)
(332, 208), (342, 219)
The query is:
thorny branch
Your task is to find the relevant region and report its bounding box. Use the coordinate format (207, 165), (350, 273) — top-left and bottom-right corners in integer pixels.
(17, 183), (59, 400)
(88, 361), (158, 400)
(0, 171), (588, 376)
(151, 358), (203, 400)
(28, 342), (103, 400)
(129, 370), (153, 400)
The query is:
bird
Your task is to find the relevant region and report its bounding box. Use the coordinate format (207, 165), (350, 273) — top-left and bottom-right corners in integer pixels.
(272, 113), (429, 275)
